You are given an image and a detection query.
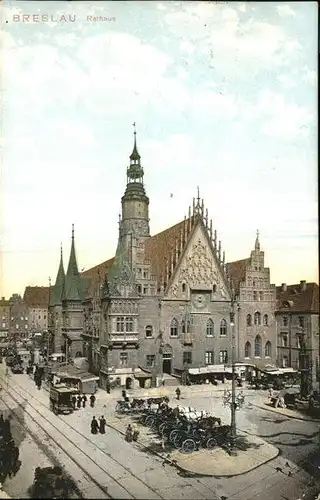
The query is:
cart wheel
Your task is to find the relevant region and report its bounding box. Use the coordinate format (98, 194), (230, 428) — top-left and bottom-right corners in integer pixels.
(206, 437), (218, 449)
(173, 433), (184, 449)
(158, 422), (166, 434)
(145, 415), (154, 427)
(169, 429), (179, 443)
(181, 439), (196, 454)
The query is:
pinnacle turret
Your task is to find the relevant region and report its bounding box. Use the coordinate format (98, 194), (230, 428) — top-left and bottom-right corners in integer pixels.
(49, 243), (65, 306)
(63, 224), (84, 301)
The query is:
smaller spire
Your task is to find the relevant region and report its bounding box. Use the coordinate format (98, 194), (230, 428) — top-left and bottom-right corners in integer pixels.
(255, 229), (260, 251)
(72, 224), (74, 239)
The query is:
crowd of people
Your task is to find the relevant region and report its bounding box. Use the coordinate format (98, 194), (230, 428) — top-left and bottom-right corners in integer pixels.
(0, 414), (21, 485)
(71, 394), (96, 410)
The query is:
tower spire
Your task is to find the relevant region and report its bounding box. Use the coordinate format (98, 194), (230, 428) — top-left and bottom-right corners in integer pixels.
(255, 229), (260, 251)
(63, 224), (83, 301)
(130, 122), (140, 162)
(49, 244), (65, 306)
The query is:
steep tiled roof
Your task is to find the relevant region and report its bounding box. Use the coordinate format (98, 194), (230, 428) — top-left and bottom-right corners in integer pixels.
(276, 282), (319, 313)
(226, 258), (250, 290)
(144, 219), (187, 281)
(23, 286), (50, 308)
(82, 219), (189, 283)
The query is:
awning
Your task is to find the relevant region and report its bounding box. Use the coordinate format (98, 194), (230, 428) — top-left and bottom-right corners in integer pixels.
(189, 364), (226, 375)
(134, 368), (152, 379)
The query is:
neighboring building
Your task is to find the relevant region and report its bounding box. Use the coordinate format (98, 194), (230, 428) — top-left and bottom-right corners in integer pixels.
(226, 232), (277, 369)
(23, 286), (49, 336)
(8, 294), (28, 339)
(0, 296), (10, 341)
(276, 281), (319, 390)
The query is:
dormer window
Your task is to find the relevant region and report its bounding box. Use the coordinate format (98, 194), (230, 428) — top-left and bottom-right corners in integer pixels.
(182, 283), (186, 292)
(212, 284), (216, 293)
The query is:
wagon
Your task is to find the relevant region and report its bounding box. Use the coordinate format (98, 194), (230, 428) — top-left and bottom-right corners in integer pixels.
(49, 385), (79, 415)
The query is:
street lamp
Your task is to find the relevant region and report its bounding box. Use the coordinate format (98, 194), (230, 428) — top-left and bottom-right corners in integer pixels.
(229, 289), (238, 456)
(297, 326), (310, 399)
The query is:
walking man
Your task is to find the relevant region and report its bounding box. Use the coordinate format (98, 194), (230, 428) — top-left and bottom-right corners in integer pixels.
(89, 394), (96, 408)
(76, 395), (82, 409)
(175, 387), (181, 401)
(82, 394), (87, 408)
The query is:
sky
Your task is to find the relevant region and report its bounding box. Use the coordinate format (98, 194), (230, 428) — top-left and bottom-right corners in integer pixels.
(0, 1), (318, 298)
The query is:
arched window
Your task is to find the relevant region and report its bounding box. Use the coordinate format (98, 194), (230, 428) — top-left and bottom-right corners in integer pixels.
(186, 320), (191, 333)
(182, 283), (186, 292)
(206, 319), (214, 337)
(181, 319), (186, 333)
(254, 312), (261, 325)
(220, 319), (227, 336)
(254, 335), (262, 357)
(244, 341), (251, 358)
(265, 341), (271, 357)
(170, 318), (178, 337)
(246, 314), (252, 326)
(145, 325), (153, 338)
(263, 314), (268, 326)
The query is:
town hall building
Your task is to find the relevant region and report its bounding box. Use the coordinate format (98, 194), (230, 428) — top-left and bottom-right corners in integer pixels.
(48, 129), (279, 389)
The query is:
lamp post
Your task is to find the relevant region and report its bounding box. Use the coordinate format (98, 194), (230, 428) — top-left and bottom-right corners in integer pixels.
(298, 326), (310, 399)
(229, 290), (238, 455)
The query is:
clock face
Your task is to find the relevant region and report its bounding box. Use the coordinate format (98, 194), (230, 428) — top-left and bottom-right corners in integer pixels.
(191, 293), (208, 309)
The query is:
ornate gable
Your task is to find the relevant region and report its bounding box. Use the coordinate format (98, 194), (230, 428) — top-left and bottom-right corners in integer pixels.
(167, 220), (230, 300)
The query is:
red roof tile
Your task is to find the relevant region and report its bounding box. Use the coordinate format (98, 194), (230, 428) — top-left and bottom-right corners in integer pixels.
(276, 282), (319, 313)
(23, 286), (50, 308)
(226, 258), (250, 290)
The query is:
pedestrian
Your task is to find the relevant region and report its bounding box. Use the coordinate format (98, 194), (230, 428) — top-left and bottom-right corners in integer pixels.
(71, 395), (77, 410)
(0, 414), (4, 431)
(175, 387), (181, 400)
(89, 394), (96, 408)
(132, 424), (139, 442)
(82, 394), (87, 408)
(106, 381), (111, 394)
(269, 387), (274, 398)
(122, 389), (126, 400)
(125, 424), (133, 442)
(91, 416), (99, 435)
(99, 415), (106, 434)
(76, 395), (82, 409)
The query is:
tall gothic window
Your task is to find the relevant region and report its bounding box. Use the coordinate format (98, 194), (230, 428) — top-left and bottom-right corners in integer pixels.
(206, 319), (214, 337)
(246, 314), (252, 326)
(244, 341), (251, 358)
(170, 318), (178, 337)
(254, 335), (262, 357)
(263, 314), (268, 326)
(145, 325), (153, 338)
(220, 319), (227, 336)
(254, 312), (261, 325)
(125, 317), (133, 332)
(116, 317), (125, 332)
(265, 341), (272, 357)
(181, 319), (186, 333)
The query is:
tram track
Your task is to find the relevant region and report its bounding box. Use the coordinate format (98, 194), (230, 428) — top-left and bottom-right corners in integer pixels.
(0, 374), (165, 499)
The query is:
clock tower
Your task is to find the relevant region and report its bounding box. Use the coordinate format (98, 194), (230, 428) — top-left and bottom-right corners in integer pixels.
(119, 124), (150, 267)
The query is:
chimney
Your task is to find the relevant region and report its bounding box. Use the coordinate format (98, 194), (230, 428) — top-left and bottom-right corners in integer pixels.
(281, 283), (287, 292)
(1, 297), (4, 301)
(300, 280), (307, 292)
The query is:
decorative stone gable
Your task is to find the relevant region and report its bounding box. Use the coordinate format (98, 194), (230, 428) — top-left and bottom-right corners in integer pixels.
(167, 223), (229, 299)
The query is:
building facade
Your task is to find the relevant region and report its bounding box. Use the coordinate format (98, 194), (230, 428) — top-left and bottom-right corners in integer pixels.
(0, 296), (10, 341)
(23, 286), (49, 336)
(8, 294), (29, 340)
(226, 234), (277, 368)
(276, 281), (319, 390)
